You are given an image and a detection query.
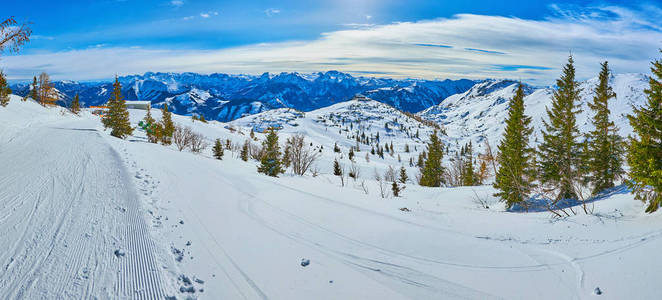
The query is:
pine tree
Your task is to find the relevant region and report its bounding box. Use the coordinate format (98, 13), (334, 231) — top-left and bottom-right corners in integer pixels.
(461, 142), (477, 186)
(348, 147), (355, 161)
(333, 159), (342, 176)
(0, 71), (11, 107)
(30, 76), (38, 100)
(627, 52), (662, 213)
(240, 140), (249, 161)
(160, 103), (174, 145)
(399, 166), (408, 184)
(585, 61), (625, 195)
(538, 56), (583, 201)
(391, 181), (401, 197)
(70, 93), (80, 114)
(212, 138), (224, 160)
(257, 128), (283, 176)
(420, 130), (444, 187)
(143, 106), (157, 143)
(102, 77), (133, 139)
(282, 143), (292, 168)
(199, 115), (207, 123)
(494, 84), (536, 209)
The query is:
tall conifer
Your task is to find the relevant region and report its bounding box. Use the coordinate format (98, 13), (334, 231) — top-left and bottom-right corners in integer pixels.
(70, 93), (80, 114)
(586, 62), (624, 195)
(538, 56), (583, 200)
(627, 52), (662, 213)
(160, 103), (175, 145)
(212, 138), (224, 160)
(420, 130), (444, 187)
(494, 84), (535, 209)
(257, 128), (283, 176)
(30, 76), (38, 100)
(102, 77), (133, 139)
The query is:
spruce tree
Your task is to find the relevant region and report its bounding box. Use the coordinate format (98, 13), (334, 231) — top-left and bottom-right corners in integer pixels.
(30, 76), (38, 100)
(538, 56), (583, 201)
(102, 77), (133, 139)
(0, 71), (11, 107)
(420, 130), (444, 187)
(143, 106), (157, 143)
(240, 140), (249, 161)
(160, 103), (175, 145)
(257, 128), (283, 176)
(586, 61), (625, 195)
(391, 181), (401, 197)
(212, 138), (224, 160)
(333, 159), (342, 176)
(627, 52), (662, 213)
(70, 93), (80, 114)
(348, 147), (355, 161)
(494, 84), (536, 209)
(461, 142), (477, 186)
(399, 166), (408, 184)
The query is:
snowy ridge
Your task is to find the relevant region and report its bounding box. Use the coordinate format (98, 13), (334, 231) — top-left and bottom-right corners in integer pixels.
(419, 73), (649, 152)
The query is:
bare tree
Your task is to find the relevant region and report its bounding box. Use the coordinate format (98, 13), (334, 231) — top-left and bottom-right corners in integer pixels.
(172, 125), (193, 151)
(348, 163), (360, 181)
(0, 17), (31, 55)
(190, 132), (208, 153)
(286, 134), (320, 176)
(374, 169), (390, 199)
(37, 72), (58, 106)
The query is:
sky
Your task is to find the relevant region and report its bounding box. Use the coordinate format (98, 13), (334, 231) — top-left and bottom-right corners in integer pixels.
(1, 0), (662, 85)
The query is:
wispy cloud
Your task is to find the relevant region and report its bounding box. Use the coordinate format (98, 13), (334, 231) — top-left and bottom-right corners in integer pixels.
(3, 5), (661, 84)
(264, 8), (280, 17)
(170, 0), (184, 8)
(199, 11), (218, 18)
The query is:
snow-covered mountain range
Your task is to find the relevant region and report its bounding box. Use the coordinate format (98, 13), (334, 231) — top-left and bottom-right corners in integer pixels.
(10, 71), (475, 121)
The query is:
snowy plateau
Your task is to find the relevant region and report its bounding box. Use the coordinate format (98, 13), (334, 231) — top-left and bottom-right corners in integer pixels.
(0, 71), (661, 300)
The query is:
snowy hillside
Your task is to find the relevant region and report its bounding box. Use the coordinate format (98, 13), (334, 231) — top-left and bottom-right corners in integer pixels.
(10, 71), (476, 122)
(419, 73), (649, 153)
(2, 95), (662, 299)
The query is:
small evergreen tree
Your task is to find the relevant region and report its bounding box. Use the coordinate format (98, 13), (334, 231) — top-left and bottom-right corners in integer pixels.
(585, 61), (625, 195)
(0, 71), (11, 107)
(199, 115), (207, 123)
(240, 140), (249, 161)
(461, 142), (477, 186)
(143, 106), (157, 143)
(494, 84), (536, 209)
(30, 76), (38, 100)
(399, 166), (408, 184)
(627, 52), (662, 213)
(348, 147), (355, 161)
(212, 138), (224, 160)
(160, 103), (175, 145)
(333, 142), (341, 153)
(391, 181), (401, 197)
(282, 143), (292, 168)
(257, 128), (283, 176)
(333, 159), (342, 176)
(420, 130), (444, 187)
(102, 77), (133, 139)
(538, 56), (583, 201)
(70, 93), (80, 114)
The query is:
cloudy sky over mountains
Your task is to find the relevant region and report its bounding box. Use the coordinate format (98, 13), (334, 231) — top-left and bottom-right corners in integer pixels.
(3, 0), (661, 85)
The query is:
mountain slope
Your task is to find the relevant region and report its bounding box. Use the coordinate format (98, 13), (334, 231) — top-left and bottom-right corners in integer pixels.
(418, 73), (649, 153)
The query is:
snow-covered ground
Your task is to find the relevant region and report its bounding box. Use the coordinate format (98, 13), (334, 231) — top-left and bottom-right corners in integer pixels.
(1, 95), (661, 299)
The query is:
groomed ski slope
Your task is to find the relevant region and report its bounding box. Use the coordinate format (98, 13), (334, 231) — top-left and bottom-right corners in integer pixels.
(0, 97), (171, 299)
(2, 97), (662, 299)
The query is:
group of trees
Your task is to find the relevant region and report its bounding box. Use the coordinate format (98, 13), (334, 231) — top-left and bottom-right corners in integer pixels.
(493, 54), (662, 213)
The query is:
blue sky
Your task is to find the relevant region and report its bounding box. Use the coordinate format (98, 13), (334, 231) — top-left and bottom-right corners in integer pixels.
(2, 0), (662, 84)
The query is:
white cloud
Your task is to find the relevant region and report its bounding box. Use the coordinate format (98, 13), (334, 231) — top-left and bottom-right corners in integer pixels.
(265, 8), (281, 17)
(365, 15), (372, 20)
(170, 0), (184, 8)
(199, 11), (218, 18)
(2, 5), (661, 84)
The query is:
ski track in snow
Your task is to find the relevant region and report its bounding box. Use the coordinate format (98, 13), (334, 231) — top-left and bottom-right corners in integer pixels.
(0, 121), (168, 299)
